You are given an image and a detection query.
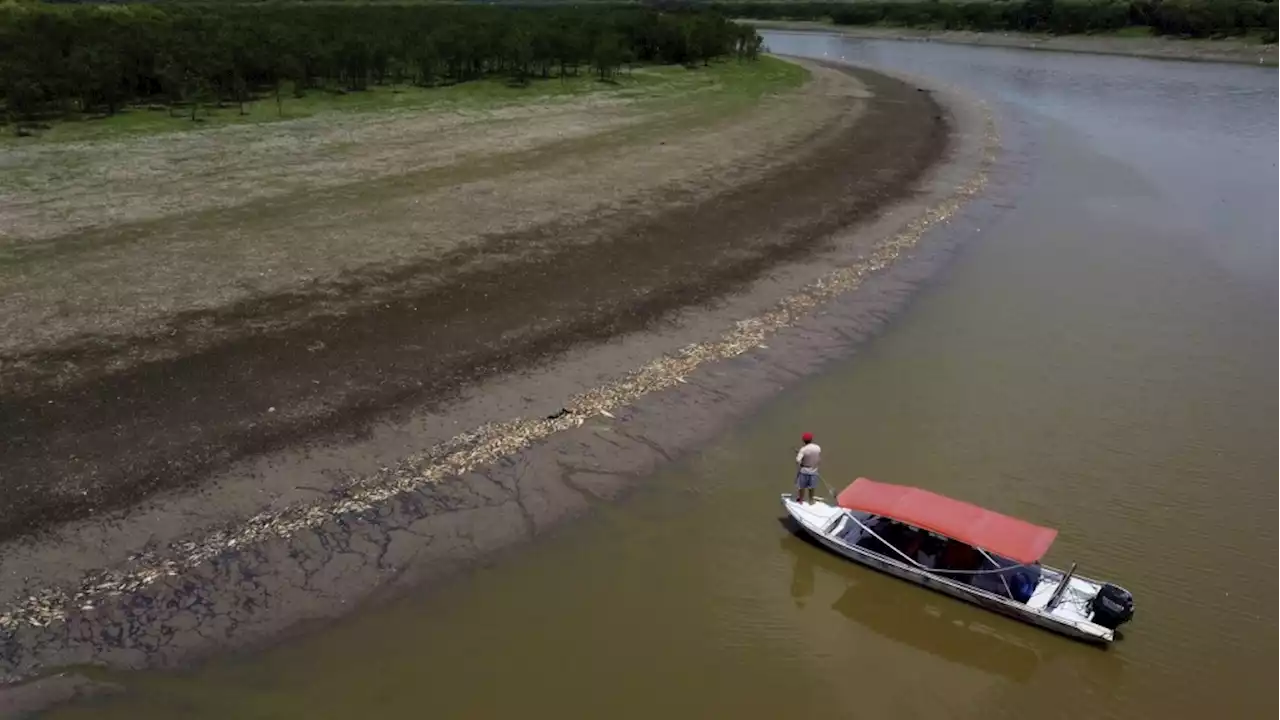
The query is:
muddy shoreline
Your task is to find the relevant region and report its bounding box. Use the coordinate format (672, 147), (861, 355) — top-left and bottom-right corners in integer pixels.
(0, 63), (897, 542)
(0, 63), (995, 715)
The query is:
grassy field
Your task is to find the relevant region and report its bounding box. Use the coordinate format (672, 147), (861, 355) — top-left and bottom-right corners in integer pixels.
(5, 58), (808, 145)
(0, 52), (831, 355)
(1, 53), (843, 396)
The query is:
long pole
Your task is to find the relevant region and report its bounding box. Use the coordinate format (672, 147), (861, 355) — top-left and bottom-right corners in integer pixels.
(820, 476), (839, 504)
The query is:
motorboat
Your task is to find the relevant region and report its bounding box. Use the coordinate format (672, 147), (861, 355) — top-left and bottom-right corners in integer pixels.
(782, 477), (1135, 644)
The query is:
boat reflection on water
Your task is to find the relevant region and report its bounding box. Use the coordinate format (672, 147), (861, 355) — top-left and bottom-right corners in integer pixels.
(788, 535), (817, 610)
(829, 578), (1043, 684)
(778, 520), (1044, 685)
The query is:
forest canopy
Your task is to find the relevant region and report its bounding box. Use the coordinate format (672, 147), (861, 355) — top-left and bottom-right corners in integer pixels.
(0, 3), (765, 126)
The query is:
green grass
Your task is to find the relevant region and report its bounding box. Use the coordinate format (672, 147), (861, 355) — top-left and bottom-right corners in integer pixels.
(4, 57), (807, 145)
(624, 55), (807, 109)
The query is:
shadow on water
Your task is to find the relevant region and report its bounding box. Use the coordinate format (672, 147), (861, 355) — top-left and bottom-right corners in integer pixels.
(829, 576), (1043, 684)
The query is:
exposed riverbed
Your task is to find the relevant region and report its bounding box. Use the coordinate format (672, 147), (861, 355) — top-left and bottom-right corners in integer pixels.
(25, 34), (1280, 719)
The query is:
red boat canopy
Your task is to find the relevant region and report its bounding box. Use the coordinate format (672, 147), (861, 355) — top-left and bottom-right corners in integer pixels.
(836, 478), (1058, 565)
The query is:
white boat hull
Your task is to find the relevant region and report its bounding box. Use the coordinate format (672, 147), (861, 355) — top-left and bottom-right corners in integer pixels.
(782, 494), (1116, 645)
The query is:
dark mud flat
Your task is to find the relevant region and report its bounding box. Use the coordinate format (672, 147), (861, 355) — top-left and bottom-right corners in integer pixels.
(0, 67), (945, 542)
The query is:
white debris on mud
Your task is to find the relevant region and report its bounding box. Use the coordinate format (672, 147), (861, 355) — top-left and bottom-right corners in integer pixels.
(0, 108), (997, 635)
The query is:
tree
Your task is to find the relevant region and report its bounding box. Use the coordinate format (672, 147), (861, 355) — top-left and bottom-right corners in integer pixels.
(503, 26), (534, 83)
(531, 31), (554, 79)
(156, 53), (187, 117)
(412, 38), (440, 87)
(1260, 3), (1279, 43)
(735, 28), (763, 61)
(4, 77), (43, 135)
(689, 16), (724, 67)
(339, 39), (371, 91)
(275, 54), (304, 116)
(185, 70), (212, 122)
(591, 32), (623, 81)
(371, 46), (389, 85)
(232, 75), (248, 115)
(552, 25), (582, 79)
(0, 3), (766, 129)
(621, 46), (636, 77)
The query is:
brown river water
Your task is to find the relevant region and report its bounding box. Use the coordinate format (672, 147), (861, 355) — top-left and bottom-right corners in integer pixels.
(43, 34), (1277, 719)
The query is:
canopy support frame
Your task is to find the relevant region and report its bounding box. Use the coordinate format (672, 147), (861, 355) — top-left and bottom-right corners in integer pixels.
(843, 512), (1033, 579)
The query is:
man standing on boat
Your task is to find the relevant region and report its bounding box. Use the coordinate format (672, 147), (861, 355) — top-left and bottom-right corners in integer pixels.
(794, 432), (821, 504)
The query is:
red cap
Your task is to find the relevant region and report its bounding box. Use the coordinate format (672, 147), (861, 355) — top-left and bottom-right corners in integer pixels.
(801, 432), (814, 443)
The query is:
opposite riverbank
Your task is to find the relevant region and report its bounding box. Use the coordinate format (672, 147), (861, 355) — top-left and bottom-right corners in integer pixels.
(748, 20), (1278, 65)
(0, 58), (994, 714)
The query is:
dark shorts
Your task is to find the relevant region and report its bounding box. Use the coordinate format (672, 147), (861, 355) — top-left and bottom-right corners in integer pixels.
(795, 471), (818, 490)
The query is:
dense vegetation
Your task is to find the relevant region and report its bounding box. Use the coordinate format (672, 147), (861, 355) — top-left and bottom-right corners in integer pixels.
(0, 3), (763, 129)
(712, 0), (1278, 40)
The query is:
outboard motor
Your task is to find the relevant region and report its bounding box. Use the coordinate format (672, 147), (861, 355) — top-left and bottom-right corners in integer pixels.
(1090, 584), (1135, 630)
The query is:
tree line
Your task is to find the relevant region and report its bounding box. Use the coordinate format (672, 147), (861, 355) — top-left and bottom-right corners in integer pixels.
(709, 0), (1277, 40)
(0, 3), (765, 127)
